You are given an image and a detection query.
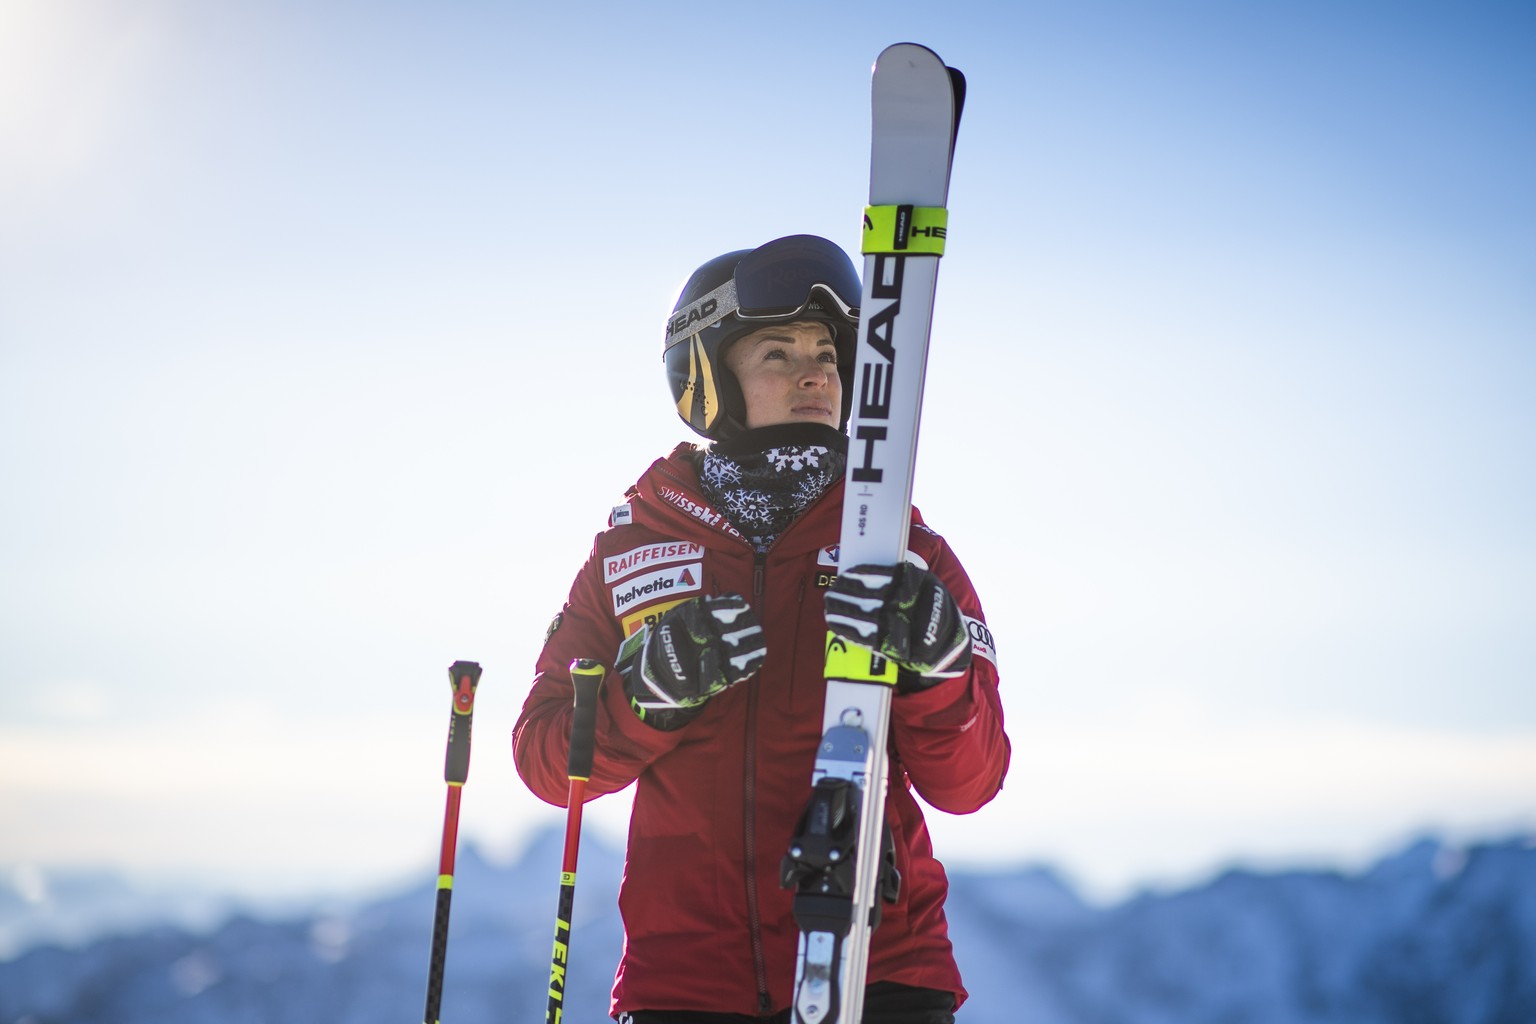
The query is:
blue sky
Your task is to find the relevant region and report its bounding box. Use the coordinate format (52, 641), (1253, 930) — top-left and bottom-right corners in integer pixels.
(1, 0), (1532, 902)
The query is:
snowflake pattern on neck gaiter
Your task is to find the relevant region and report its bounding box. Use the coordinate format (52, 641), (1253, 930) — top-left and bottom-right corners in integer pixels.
(698, 442), (845, 554)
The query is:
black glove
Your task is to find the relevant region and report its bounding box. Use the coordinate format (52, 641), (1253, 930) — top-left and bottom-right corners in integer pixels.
(616, 593), (766, 730)
(825, 563), (972, 690)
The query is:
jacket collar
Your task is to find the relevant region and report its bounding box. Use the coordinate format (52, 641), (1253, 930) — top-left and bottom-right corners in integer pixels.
(624, 444), (844, 559)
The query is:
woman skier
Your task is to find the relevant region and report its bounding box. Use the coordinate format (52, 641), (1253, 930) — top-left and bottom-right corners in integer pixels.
(514, 234), (1009, 1023)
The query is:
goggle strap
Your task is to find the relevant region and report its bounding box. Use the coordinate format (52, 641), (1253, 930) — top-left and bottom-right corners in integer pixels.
(668, 279), (740, 341)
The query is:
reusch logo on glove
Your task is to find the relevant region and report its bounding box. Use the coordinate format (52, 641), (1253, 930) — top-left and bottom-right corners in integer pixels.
(658, 624), (686, 678)
(923, 591), (946, 647)
(611, 563), (703, 615)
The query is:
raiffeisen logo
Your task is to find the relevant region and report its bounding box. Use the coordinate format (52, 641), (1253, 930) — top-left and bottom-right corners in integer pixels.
(605, 541), (705, 583)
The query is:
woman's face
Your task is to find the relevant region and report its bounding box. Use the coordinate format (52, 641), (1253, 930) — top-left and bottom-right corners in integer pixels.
(723, 320), (842, 431)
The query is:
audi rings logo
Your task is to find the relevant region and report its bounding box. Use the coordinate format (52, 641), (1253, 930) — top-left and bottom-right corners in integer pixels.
(964, 616), (998, 668)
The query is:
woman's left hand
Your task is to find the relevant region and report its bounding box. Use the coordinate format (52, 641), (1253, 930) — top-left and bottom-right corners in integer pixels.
(824, 563), (973, 686)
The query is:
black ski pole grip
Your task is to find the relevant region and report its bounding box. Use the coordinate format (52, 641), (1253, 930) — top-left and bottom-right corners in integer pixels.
(567, 659), (604, 780)
(444, 660), (482, 784)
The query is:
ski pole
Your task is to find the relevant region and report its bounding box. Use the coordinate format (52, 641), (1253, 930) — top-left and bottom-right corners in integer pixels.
(423, 660), (482, 1024)
(546, 658), (605, 1024)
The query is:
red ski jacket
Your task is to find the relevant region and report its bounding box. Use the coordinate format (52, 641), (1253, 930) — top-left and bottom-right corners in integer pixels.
(513, 444), (1009, 1016)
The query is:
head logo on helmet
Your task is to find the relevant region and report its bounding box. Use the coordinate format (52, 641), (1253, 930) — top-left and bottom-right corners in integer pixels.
(663, 235), (861, 442)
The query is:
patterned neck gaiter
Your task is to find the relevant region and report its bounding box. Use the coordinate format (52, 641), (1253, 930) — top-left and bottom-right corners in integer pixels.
(698, 424), (848, 554)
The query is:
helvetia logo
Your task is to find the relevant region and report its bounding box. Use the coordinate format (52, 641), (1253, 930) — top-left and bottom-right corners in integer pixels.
(611, 562), (704, 615)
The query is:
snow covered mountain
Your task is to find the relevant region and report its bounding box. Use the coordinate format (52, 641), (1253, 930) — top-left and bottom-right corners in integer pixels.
(3, 832), (1532, 1023)
(0, 865), (242, 962)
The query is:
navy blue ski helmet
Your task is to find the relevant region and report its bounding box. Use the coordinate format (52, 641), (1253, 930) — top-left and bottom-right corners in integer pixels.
(664, 234), (860, 441)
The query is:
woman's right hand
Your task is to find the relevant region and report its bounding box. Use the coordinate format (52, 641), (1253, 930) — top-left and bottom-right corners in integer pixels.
(615, 593), (765, 730)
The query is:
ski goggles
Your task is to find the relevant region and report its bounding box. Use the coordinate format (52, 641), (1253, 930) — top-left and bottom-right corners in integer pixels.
(667, 235), (861, 342)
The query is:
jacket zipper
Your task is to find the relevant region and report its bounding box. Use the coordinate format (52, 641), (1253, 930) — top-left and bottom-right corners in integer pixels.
(744, 549), (769, 1012)
(651, 457), (823, 1013)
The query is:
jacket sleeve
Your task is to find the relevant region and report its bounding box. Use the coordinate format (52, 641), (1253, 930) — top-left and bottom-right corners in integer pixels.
(512, 532), (687, 807)
(888, 529), (1011, 814)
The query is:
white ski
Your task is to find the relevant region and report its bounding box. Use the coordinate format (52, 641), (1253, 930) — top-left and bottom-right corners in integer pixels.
(781, 42), (964, 1024)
